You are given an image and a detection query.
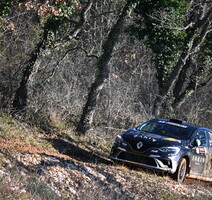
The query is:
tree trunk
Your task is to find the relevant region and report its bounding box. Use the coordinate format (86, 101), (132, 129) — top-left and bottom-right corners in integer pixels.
(12, 28), (48, 115)
(76, 0), (133, 134)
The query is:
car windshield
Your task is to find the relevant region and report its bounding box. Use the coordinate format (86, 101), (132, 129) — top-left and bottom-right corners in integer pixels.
(136, 121), (194, 140)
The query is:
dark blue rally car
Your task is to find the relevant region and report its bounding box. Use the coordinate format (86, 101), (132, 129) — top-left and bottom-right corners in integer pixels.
(110, 119), (212, 182)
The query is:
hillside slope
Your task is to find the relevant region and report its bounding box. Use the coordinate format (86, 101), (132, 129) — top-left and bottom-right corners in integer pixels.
(0, 114), (211, 200)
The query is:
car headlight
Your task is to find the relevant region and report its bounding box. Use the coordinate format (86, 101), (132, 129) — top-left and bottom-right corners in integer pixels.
(115, 134), (123, 143)
(159, 147), (180, 155)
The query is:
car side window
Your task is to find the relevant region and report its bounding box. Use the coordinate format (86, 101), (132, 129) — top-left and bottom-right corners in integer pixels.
(206, 131), (212, 148)
(194, 130), (207, 147)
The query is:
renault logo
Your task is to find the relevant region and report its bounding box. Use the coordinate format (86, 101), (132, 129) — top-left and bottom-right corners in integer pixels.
(137, 142), (143, 149)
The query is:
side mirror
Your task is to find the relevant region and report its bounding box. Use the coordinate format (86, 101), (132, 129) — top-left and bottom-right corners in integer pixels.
(193, 139), (201, 147)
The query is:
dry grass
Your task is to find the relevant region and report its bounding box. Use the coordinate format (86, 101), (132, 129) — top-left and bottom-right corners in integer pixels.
(0, 112), (54, 151)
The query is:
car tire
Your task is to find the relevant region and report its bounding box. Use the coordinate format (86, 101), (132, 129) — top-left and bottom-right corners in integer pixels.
(174, 158), (187, 182)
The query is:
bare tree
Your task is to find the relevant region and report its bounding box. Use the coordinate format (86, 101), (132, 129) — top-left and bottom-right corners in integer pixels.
(0, 10), (42, 109)
(12, 27), (48, 114)
(11, 0), (94, 115)
(1, 0), (211, 133)
(25, 0), (127, 130)
(76, 0), (135, 134)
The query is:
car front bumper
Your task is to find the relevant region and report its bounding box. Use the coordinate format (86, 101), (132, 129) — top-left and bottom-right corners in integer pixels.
(110, 146), (179, 174)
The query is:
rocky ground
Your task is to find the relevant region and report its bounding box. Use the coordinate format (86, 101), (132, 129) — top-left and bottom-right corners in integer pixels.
(0, 113), (211, 200)
(0, 135), (211, 200)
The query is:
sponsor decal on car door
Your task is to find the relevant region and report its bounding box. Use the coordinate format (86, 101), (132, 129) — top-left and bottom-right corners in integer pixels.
(203, 132), (212, 176)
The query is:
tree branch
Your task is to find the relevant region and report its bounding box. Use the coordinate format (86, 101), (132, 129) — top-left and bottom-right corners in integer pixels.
(173, 71), (212, 109)
(91, 11), (115, 18)
(79, 47), (99, 59)
(68, 0), (93, 40)
(53, 0), (93, 47)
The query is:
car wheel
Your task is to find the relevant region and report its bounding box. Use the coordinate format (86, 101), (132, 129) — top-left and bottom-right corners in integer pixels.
(174, 158), (187, 182)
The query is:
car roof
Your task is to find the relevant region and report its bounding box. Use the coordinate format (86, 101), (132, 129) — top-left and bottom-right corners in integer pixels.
(149, 118), (201, 130)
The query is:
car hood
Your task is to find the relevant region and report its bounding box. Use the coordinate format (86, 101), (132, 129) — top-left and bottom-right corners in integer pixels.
(121, 130), (186, 148)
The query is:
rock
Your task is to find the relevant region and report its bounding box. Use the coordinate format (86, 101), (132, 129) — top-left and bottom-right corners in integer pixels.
(37, 168), (45, 176)
(0, 124), (4, 131)
(69, 187), (77, 195)
(114, 187), (122, 195)
(0, 169), (5, 176)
